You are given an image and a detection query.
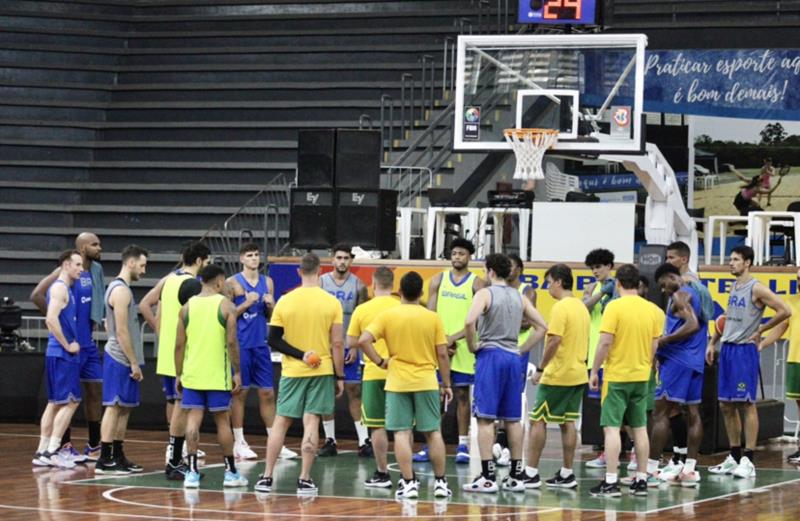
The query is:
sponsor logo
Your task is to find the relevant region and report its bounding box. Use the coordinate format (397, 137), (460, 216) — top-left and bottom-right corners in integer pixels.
(351, 193), (366, 205)
(305, 192), (320, 205)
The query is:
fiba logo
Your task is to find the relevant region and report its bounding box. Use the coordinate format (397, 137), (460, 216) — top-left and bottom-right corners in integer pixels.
(613, 107), (631, 127)
(305, 192), (320, 205)
(351, 193), (365, 205)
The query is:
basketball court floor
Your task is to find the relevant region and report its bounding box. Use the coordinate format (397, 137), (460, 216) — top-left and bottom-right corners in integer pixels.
(4, 424), (799, 520)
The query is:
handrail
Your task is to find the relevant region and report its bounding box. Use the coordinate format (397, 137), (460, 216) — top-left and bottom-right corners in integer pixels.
(400, 73), (415, 139)
(358, 114), (373, 129)
(380, 94), (394, 155)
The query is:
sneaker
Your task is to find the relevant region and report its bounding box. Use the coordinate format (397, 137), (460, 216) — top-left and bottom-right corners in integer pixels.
(708, 454), (738, 475)
(223, 470), (248, 487)
(254, 475), (272, 493)
(318, 438), (337, 457)
(787, 450), (800, 463)
(184, 470), (201, 488)
(732, 456), (756, 479)
(364, 471), (392, 489)
(659, 460), (684, 484)
(629, 478), (648, 496)
(678, 469), (701, 488)
(462, 475), (498, 493)
(95, 458), (132, 475)
(522, 472), (541, 489)
(586, 452), (607, 468)
(501, 475), (525, 492)
(412, 446), (430, 463)
(626, 452), (637, 471)
(589, 480), (622, 498)
(433, 478), (452, 498)
(279, 446), (299, 460)
(455, 444), (470, 464)
(646, 474), (662, 487)
(545, 472), (578, 489)
(47, 450), (76, 469)
(32, 452), (50, 467)
(297, 478), (318, 494)
(395, 478), (419, 499)
(496, 448), (511, 467)
(119, 456), (143, 473)
(358, 439), (374, 458)
(166, 462), (190, 481)
(234, 440), (258, 460)
(83, 444), (100, 463)
(492, 443), (503, 460)
(62, 443), (88, 464)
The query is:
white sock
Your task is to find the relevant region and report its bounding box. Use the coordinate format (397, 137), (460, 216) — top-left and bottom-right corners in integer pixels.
(526, 466), (538, 477)
(47, 438), (61, 453)
(684, 458), (697, 473)
(674, 446), (687, 455)
(560, 467), (572, 479)
(37, 436), (50, 453)
(266, 427), (271, 437)
(354, 421), (369, 445)
(647, 458), (660, 473)
(233, 428), (244, 443)
(605, 472), (618, 484)
(323, 420), (336, 441)
(636, 472), (647, 481)
(458, 435), (469, 446)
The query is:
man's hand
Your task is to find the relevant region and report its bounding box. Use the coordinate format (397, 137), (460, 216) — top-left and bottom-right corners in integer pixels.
(705, 344), (716, 366)
(440, 386), (454, 404)
(245, 291), (259, 306)
(335, 379), (344, 398)
(303, 351), (321, 368)
(589, 370), (599, 391)
(66, 341), (80, 354)
(344, 348), (357, 365)
(263, 293), (275, 307)
(231, 372), (242, 394)
(748, 330), (762, 345)
(532, 371), (542, 385)
(130, 364), (144, 382)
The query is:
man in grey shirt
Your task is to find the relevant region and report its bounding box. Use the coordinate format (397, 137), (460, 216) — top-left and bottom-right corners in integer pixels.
(95, 245), (149, 475)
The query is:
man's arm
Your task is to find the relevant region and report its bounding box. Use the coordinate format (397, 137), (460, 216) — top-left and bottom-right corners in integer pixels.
(109, 286), (142, 381)
(520, 286), (537, 330)
(358, 331), (383, 366)
(268, 326), (314, 362)
(589, 332), (613, 390)
(426, 273), (443, 311)
(464, 288), (490, 353)
(174, 304), (188, 388)
(45, 282), (78, 353)
(330, 323), (344, 377)
(226, 277), (257, 317)
(138, 274), (168, 333)
(582, 281), (602, 311)
(264, 276), (276, 310)
(436, 342), (452, 391)
(519, 298), (548, 353)
(657, 290), (699, 348)
(752, 283), (792, 342)
(224, 299), (241, 392)
(759, 320), (788, 351)
(472, 275), (486, 294)
(534, 334), (562, 384)
(30, 268), (60, 315)
(356, 279), (369, 306)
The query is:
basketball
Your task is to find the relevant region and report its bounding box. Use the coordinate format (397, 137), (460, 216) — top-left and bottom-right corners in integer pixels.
(715, 315), (726, 335)
(307, 353), (321, 367)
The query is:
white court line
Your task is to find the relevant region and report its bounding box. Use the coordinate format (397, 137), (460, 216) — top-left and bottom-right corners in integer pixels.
(101, 486), (563, 518)
(0, 503), (238, 521)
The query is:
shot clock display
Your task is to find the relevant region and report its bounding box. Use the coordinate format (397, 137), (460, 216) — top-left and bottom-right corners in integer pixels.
(517, 0), (597, 25)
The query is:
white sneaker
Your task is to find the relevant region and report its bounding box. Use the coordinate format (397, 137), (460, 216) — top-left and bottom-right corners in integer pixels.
(659, 460), (684, 484)
(491, 443), (502, 459)
(501, 475), (525, 492)
(708, 454), (738, 475)
(496, 448), (511, 467)
(234, 440), (258, 460)
(732, 456), (756, 479)
(279, 446), (299, 459)
(462, 475), (498, 493)
(678, 469), (701, 488)
(48, 451), (76, 469)
(626, 452), (637, 471)
(395, 478), (419, 499)
(433, 478), (451, 498)
(586, 452), (607, 468)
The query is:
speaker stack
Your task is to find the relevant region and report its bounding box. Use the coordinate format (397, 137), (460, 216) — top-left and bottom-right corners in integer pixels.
(291, 129), (397, 251)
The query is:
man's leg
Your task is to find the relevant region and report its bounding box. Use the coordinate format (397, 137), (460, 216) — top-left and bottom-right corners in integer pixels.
(38, 403), (57, 449)
(631, 426), (650, 475)
(346, 382), (369, 451)
(455, 385), (471, 446)
(603, 426), (622, 476)
(48, 401), (80, 454)
(719, 401), (743, 459)
(167, 401), (189, 467)
(394, 430), (414, 481)
(184, 408), (204, 457)
(685, 404), (703, 460)
(560, 422), (577, 469)
(258, 388), (276, 429)
(372, 428), (389, 472)
(742, 402), (759, 462)
(98, 405), (121, 467)
(648, 399), (673, 462)
(425, 428), (447, 478)
(213, 408), (244, 484)
(263, 415), (292, 478)
(526, 420), (547, 477)
(82, 381), (103, 449)
(300, 413), (320, 480)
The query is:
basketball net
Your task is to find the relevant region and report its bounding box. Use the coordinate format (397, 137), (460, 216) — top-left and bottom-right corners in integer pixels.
(504, 128), (559, 181)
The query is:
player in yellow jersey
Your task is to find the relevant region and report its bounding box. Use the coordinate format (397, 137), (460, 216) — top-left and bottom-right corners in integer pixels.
(174, 264), (246, 489)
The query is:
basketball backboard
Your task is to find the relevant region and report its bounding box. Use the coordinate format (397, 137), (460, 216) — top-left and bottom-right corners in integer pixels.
(454, 34), (647, 154)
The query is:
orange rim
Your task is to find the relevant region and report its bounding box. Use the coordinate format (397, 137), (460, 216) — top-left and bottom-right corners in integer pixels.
(503, 128), (559, 138)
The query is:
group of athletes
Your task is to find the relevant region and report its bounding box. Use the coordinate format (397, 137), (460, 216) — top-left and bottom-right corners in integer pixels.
(32, 231), (800, 499)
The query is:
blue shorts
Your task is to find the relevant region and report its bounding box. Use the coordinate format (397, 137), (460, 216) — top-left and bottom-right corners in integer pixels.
(437, 369), (475, 387)
(344, 349), (362, 384)
(102, 356), (141, 408)
(181, 388), (232, 412)
(718, 342), (759, 402)
(654, 358), (703, 405)
(240, 346), (274, 389)
(472, 348), (523, 421)
(79, 342), (103, 382)
(587, 368), (604, 399)
(161, 376), (181, 402)
(519, 352), (531, 394)
(46, 355), (82, 404)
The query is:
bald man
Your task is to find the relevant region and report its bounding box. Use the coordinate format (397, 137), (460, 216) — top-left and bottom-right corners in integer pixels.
(32, 232), (107, 463)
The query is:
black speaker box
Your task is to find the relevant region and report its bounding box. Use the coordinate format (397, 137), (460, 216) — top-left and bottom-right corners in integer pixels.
(638, 243), (668, 308)
(335, 129), (381, 189)
(297, 129), (336, 187)
(290, 188), (336, 249)
(336, 189), (398, 251)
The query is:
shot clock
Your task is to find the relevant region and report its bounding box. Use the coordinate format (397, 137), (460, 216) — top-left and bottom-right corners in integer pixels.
(517, 0), (597, 25)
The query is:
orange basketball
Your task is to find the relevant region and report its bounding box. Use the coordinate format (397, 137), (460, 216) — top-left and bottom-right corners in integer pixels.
(307, 353), (321, 367)
(715, 315), (726, 336)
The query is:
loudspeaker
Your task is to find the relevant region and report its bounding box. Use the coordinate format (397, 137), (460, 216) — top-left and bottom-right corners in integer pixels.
(290, 188), (336, 249)
(638, 243), (667, 308)
(297, 130), (336, 187)
(336, 189), (398, 251)
(334, 129), (381, 189)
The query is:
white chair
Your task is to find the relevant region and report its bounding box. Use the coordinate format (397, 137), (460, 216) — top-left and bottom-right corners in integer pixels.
(545, 162), (581, 201)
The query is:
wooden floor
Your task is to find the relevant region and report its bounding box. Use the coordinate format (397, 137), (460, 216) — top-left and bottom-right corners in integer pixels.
(3, 423), (800, 520)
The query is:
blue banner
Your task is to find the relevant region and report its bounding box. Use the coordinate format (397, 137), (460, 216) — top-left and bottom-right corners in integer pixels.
(576, 171), (687, 192)
(644, 49), (800, 121)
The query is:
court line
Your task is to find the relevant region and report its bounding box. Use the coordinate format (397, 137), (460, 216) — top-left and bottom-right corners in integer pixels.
(0, 503), (241, 521)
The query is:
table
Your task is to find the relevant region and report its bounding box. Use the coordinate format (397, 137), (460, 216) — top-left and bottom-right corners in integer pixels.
(425, 207), (480, 260)
(476, 207), (531, 261)
(746, 211), (800, 266)
(704, 215), (748, 265)
(396, 207), (428, 260)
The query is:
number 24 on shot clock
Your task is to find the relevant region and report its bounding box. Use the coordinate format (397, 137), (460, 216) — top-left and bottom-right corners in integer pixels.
(517, 0), (597, 25)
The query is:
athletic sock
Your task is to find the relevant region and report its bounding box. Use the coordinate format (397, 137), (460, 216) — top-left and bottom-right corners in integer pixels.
(169, 436), (185, 466)
(88, 421), (101, 448)
(510, 459), (522, 478)
(605, 472), (618, 484)
(673, 446), (688, 464)
(100, 442), (113, 461)
(233, 428), (244, 444)
(113, 440), (124, 461)
(37, 436), (50, 453)
(684, 458), (697, 473)
(636, 472), (647, 481)
(670, 414), (688, 450)
(731, 446), (742, 463)
(744, 449), (754, 463)
(323, 420), (336, 442)
(496, 428), (508, 448)
(458, 435), (469, 446)
(60, 428), (71, 448)
(266, 427), (271, 437)
(224, 455), (236, 473)
(47, 438), (61, 453)
(187, 453), (198, 473)
(481, 459), (496, 480)
(560, 467), (572, 479)
(525, 465), (538, 478)
(354, 421), (369, 445)
(647, 458), (660, 474)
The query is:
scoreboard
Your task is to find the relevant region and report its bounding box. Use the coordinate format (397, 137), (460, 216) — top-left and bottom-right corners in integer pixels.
(517, 0), (597, 25)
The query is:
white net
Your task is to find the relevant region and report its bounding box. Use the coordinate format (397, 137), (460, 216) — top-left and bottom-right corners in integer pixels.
(503, 128), (559, 180)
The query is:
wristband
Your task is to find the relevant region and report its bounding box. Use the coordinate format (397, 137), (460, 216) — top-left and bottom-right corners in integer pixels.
(335, 375), (345, 381)
(535, 367), (544, 373)
(377, 357), (385, 367)
(442, 385), (452, 388)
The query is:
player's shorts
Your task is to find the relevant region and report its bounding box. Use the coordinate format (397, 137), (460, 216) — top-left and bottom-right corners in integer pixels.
(472, 348), (523, 422)
(647, 368), (657, 413)
(239, 345), (274, 390)
(102, 355), (140, 408)
(161, 376), (181, 402)
(45, 355), (82, 404)
(276, 375), (334, 418)
(530, 383), (584, 424)
(519, 351), (531, 394)
(600, 380), (649, 429)
(718, 342), (759, 403)
(361, 379), (386, 428)
(181, 388), (232, 412)
(385, 390), (440, 432)
(437, 369), (475, 387)
(587, 368), (604, 399)
(787, 362), (800, 400)
(344, 349), (363, 384)
(79, 342), (103, 383)
(655, 358), (703, 405)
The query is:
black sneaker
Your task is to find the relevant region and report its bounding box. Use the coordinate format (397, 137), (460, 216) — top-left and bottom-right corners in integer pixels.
(358, 439), (374, 458)
(629, 478), (648, 496)
(590, 480), (622, 498)
(787, 450), (800, 463)
(254, 475), (272, 492)
(297, 478), (318, 494)
(165, 462), (189, 480)
(318, 438), (337, 457)
(364, 470), (392, 489)
(522, 472), (541, 489)
(95, 458), (132, 475)
(545, 472), (578, 489)
(119, 456), (143, 473)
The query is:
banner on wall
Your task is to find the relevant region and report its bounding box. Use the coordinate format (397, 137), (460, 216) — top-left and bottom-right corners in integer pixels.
(644, 49), (800, 121)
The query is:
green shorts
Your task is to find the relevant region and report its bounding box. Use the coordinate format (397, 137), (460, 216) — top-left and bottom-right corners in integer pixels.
(787, 363), (800, 400)
(361, 379), (386, 428)
(530, 383), (584, 424)
(385, 390), (441, 433)
(600, 380), (649, 429)
(276, 375), (334, 418)
(646, 369), (656, 413)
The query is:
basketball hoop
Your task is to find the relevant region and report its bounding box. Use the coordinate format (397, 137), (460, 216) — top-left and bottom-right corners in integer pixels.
(503, 128), (559, 181)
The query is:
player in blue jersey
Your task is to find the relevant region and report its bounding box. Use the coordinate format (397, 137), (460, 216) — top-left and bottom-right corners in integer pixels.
(226, 243), (297, 461)
(31, 232), (106, 463)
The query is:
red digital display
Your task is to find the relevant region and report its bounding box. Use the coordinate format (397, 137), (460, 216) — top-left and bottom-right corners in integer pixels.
(518, 0), (597, 25)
